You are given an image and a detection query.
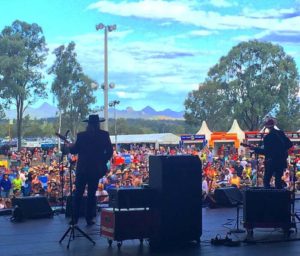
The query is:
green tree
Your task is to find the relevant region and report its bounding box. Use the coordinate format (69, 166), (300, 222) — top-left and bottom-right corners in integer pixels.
(48, 42), (96, 137)
(184, 82), (230, 130)
(184, 40), (300, 131)
(22, 116), (56, 137)
(0, 20), (48, 149)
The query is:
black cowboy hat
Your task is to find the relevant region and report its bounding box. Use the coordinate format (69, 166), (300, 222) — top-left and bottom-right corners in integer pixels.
(83, 114), (105, 123)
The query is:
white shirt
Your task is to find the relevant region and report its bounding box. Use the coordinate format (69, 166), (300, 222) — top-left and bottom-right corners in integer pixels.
(202, 180), (209, 194)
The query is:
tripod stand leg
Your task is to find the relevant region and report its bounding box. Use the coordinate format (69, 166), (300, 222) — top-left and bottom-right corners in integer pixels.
(59, 226), (72, 243)
(67, 227), (76, 249)
(75, 226), (96, 245)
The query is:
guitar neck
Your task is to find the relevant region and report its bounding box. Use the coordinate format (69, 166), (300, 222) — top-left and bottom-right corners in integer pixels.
(55, 132), (71, 143)
(240, 143), (251, 148)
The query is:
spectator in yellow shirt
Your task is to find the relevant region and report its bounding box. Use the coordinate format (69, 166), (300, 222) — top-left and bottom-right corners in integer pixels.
(229, 172), (241, 188)
(12, 173), (22, 193)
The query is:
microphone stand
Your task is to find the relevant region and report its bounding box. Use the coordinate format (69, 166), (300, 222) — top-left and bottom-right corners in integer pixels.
(291, 161), (300, 231)
(58, 134), (95, 249)
(255, 128), (266, 187)
(54, 131), (69, 214)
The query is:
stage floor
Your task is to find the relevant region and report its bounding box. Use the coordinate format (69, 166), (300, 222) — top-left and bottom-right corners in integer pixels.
(1, 202), (300, 256)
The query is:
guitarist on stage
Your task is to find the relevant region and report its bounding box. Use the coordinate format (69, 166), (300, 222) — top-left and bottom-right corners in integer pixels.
(247, 118), (293, 189)
(64, 115), (113, 225)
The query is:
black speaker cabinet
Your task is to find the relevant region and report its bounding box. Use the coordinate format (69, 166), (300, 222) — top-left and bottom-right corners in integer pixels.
(149, 155), (202, 246)
(243, 188), (291, 229)
(108, 187), (155, 209)
(214, 187), (243, 207)
(12, 196), (53, 219)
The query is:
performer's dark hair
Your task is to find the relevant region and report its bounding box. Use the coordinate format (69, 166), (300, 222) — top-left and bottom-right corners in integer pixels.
(86, 122), (100, 132)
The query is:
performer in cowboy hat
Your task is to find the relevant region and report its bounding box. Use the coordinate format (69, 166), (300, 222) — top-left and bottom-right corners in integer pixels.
(68, 115), (113, 225)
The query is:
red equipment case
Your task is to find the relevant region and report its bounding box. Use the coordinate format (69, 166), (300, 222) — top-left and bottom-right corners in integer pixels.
(100, 208), (153, 248)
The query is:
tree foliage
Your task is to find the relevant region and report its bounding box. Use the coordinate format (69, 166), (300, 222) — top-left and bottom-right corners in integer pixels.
(0, 20), (48, 149)
(48, 42), (96, 136)
(0, 118), (198, 139)
(108, 118), (197, 135)
(184, 40), (300, 131)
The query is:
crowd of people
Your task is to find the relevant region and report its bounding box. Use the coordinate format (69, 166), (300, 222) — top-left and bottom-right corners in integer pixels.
(0, 143), (300, 210)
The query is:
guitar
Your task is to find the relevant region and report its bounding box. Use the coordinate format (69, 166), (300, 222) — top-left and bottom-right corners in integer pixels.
(240, 143), (256, 150)
(55, 132), (72, 144)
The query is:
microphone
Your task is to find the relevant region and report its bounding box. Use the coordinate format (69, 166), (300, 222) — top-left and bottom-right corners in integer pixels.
(65, 130), (70, 137)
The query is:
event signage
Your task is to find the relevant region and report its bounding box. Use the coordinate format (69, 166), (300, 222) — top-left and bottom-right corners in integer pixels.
(246, 132), (300, 141)
(286, 132), (300, 140)
(245, 133), (264, 140)
(180, 135), (205, 141)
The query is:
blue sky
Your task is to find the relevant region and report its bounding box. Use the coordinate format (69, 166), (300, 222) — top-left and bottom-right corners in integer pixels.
(1, 0), (300, 111)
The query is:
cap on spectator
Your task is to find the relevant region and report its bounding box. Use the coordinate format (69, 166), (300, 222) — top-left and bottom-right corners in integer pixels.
(116, 170), (122, 175)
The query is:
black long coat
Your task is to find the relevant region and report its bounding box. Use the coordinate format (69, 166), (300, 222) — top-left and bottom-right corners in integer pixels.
(255, 129), (292, 169)
(69, 129), (113, 178)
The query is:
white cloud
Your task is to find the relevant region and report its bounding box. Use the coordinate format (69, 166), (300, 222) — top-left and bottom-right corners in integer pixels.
(232, 30), (270, 42)
(209, 0), (235, 8)
(116, 91), (147, 99)
(159, 21), (173, 27)
(87, 0), (300, 32)
(189, 30), (218, 36)
(47, 29), (210, 103)
(242, 7), (297, 18)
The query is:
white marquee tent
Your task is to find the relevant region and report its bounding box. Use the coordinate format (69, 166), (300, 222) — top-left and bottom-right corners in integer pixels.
(227, 119), (245, 142)
(196, 121), (212, 141)
(110, 133), (180, 148)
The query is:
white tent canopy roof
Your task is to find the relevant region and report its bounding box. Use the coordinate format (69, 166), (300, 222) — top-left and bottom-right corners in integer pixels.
(196, 121), (212, 141)
(110, 133), (180, 145)
(227, 119), (245, 141)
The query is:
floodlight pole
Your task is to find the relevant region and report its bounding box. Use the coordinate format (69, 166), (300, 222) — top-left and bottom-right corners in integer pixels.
(96, 23), (116, 131)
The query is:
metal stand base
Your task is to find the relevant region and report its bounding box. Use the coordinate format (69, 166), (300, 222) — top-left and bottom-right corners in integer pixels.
(229, 229), (246, 234)
(59, 223), (96, 249)
(228, 203), (245, 234)
(291, 212), (300, 233)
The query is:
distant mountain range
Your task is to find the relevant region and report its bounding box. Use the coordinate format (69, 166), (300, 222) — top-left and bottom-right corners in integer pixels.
(4, 102), (184, 120)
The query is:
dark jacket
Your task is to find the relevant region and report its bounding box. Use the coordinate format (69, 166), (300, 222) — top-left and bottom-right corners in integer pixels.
(0, 178), (12, 191)
(255, 129), (293, 169)
(70, 129), (113, 177)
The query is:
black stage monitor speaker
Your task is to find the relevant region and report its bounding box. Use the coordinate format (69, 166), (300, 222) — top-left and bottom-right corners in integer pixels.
(108, 187), (155, 209)
(149, 155), (202, 246)
(214, 187), (243, 207)
(12, 196), (53, 219)
(243, 188), (291, 229)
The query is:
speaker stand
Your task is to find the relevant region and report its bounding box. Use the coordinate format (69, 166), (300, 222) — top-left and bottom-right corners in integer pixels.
(228, 203), (245, 234)
(59, 223), (95, 249)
